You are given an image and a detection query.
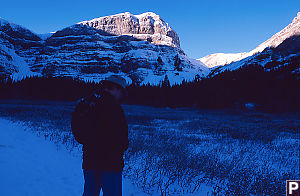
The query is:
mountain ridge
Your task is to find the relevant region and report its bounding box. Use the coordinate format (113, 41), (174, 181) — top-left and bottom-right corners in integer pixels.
(199, 12), (300, 68)
(208, 34), (300, 78)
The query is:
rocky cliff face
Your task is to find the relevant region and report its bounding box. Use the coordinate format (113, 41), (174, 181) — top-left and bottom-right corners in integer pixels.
(0, 13), (208, 85)
(34, 23), (207, 85)
(79, 12), (181, 49)
(199, 12), (300, 68)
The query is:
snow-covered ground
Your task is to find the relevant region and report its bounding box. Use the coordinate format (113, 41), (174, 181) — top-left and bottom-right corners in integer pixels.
(0, 118), (144, 196)
(0, 101), (299, 195)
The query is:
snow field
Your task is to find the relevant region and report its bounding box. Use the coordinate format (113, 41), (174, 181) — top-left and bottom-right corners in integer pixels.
(0, 118), (144, 196)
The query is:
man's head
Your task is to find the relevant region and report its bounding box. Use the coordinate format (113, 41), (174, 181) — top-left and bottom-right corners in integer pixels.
(101, 75), (128, 103)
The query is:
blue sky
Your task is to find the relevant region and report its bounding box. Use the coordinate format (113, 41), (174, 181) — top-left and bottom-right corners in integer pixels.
(1, 0), (299, 58)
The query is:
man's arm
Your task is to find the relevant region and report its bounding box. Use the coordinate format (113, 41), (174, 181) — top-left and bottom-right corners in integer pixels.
(71, 98), (93, 144)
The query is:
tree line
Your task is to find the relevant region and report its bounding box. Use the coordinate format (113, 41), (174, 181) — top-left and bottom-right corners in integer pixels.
(0, 61), (299, 112)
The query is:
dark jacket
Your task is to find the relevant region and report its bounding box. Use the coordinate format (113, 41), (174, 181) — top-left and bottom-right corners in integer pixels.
(72, 90), (129, 171)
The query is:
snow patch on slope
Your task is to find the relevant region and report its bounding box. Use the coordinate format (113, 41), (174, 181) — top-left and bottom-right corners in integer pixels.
(0, 43), (40, 80)
(198, 52), (247, 68)
(139, 56), (209, 86)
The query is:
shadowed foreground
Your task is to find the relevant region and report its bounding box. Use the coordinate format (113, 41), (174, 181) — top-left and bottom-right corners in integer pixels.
(0, 100), (299, 195)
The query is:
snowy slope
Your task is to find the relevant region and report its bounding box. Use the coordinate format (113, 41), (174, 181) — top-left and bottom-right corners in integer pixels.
(0, 39), (40, 79)
(198, 12), (300, 68)
(0, 18), (41, 80)
(198, 52), (247, 68)
(0, 118), (145, 196)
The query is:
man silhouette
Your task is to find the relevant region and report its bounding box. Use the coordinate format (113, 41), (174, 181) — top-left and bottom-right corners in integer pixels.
(71, 75), (129, 196)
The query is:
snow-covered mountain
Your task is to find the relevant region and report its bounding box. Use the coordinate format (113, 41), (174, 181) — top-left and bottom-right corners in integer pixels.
(0, 13), (209, 85)
(199, 12), (300, 68)
(209, 34), (300, 77)
(79, 12), (181, 49)
(0, 18), (41, 79)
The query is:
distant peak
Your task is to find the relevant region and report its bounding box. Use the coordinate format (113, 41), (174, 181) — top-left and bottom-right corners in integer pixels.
(78, 12), (161, 24)
(0, 17), (9, 25)
(134, 12), (160, 18)
(292, 12), (300, 24)
(0, 18), (22, 30)
(0, 17), (24, 29)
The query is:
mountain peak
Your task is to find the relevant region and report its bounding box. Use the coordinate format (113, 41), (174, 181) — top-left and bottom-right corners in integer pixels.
(134, 12), (160, 18)
(78, 12), (180, 48)
(79, 12), (161, 24)
(0, 17), (41, 41)
(292, 12), (300, 25)
(0, 17), (18, 29)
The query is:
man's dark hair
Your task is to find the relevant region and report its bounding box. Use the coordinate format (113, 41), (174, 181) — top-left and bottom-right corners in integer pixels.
(100, 80), (128, 98)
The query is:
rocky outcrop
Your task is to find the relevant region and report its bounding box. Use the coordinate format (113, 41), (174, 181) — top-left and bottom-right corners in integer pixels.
(79, 12), (181, 48)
